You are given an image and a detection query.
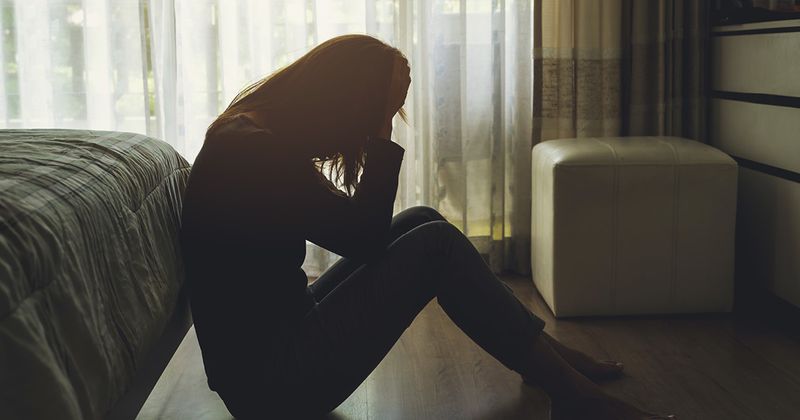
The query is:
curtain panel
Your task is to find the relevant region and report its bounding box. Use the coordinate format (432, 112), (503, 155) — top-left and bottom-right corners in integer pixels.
(533, 0), (709, 144)
(0, 0), (534, 276)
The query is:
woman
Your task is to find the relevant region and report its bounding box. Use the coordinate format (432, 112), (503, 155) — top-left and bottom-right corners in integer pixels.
(180, 35), (673, 419)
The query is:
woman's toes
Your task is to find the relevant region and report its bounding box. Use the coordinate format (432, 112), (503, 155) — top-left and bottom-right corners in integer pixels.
(520, 360), (623, 387)
(593, 360), (625, 379)
(566, 354), (624, 382)
(543, 336), (625, 382)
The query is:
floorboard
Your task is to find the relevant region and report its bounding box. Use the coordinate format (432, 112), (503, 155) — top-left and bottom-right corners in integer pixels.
(137, 275), (800, 420)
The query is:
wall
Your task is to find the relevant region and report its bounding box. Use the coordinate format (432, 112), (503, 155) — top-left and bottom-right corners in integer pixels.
(710, 19), (800, 308)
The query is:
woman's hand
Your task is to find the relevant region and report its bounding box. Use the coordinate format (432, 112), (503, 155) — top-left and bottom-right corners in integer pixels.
(375, 56), (411, 140)
(375, 118), (394, 140)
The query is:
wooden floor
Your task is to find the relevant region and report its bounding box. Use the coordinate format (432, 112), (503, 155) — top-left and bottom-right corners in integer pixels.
(137, 275), (800, 420)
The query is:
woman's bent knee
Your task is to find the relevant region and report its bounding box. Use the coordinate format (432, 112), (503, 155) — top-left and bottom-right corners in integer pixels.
(398, 205), (445, 222)
(403, 220), (462, 245)
(390, 206), (447, 239)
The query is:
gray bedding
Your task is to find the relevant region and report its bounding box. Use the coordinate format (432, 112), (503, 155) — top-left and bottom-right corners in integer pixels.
(0, 130), (191, 419)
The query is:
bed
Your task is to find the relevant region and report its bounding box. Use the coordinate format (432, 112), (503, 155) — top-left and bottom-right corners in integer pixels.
(0, 129), (192, 419)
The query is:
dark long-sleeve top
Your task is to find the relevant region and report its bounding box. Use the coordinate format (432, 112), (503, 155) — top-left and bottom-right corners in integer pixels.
(179, 115), (405, 393)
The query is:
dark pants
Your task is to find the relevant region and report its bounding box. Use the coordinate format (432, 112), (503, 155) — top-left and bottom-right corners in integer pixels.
(226, 206), (545, 419)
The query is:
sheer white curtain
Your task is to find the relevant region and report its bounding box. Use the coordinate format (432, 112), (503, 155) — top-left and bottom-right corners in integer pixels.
(1, 0), (149, 132)
(0, 0), (534, 276)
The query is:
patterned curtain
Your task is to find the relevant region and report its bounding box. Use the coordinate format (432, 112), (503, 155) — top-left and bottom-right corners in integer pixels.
(623, 0), (709, 140)
(533, 0), (709, 144)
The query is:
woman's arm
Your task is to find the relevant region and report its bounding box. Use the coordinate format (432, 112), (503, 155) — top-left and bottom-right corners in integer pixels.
(296, 138), (405, 262)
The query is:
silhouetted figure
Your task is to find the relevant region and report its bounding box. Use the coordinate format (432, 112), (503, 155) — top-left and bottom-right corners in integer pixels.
(180, 35), (673, 419)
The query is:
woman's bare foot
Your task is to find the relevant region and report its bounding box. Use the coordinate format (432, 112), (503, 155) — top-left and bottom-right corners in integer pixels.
(521, 334), (672, 420)
(550, 394), (675, 420)
(542, 333), (624, 382)
(523, 333), (624, 385)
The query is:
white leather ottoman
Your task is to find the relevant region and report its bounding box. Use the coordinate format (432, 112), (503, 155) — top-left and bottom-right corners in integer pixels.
(530, 137), (738, 317)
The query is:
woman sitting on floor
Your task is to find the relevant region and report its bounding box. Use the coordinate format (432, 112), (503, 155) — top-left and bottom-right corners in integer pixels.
(180, 34), (673, 420)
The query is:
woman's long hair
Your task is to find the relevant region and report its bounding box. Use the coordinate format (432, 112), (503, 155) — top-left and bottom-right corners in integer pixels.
(208, 34), (404, 194)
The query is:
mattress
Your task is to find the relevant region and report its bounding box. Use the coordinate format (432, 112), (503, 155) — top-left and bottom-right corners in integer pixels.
(0, 130), (191, 419)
